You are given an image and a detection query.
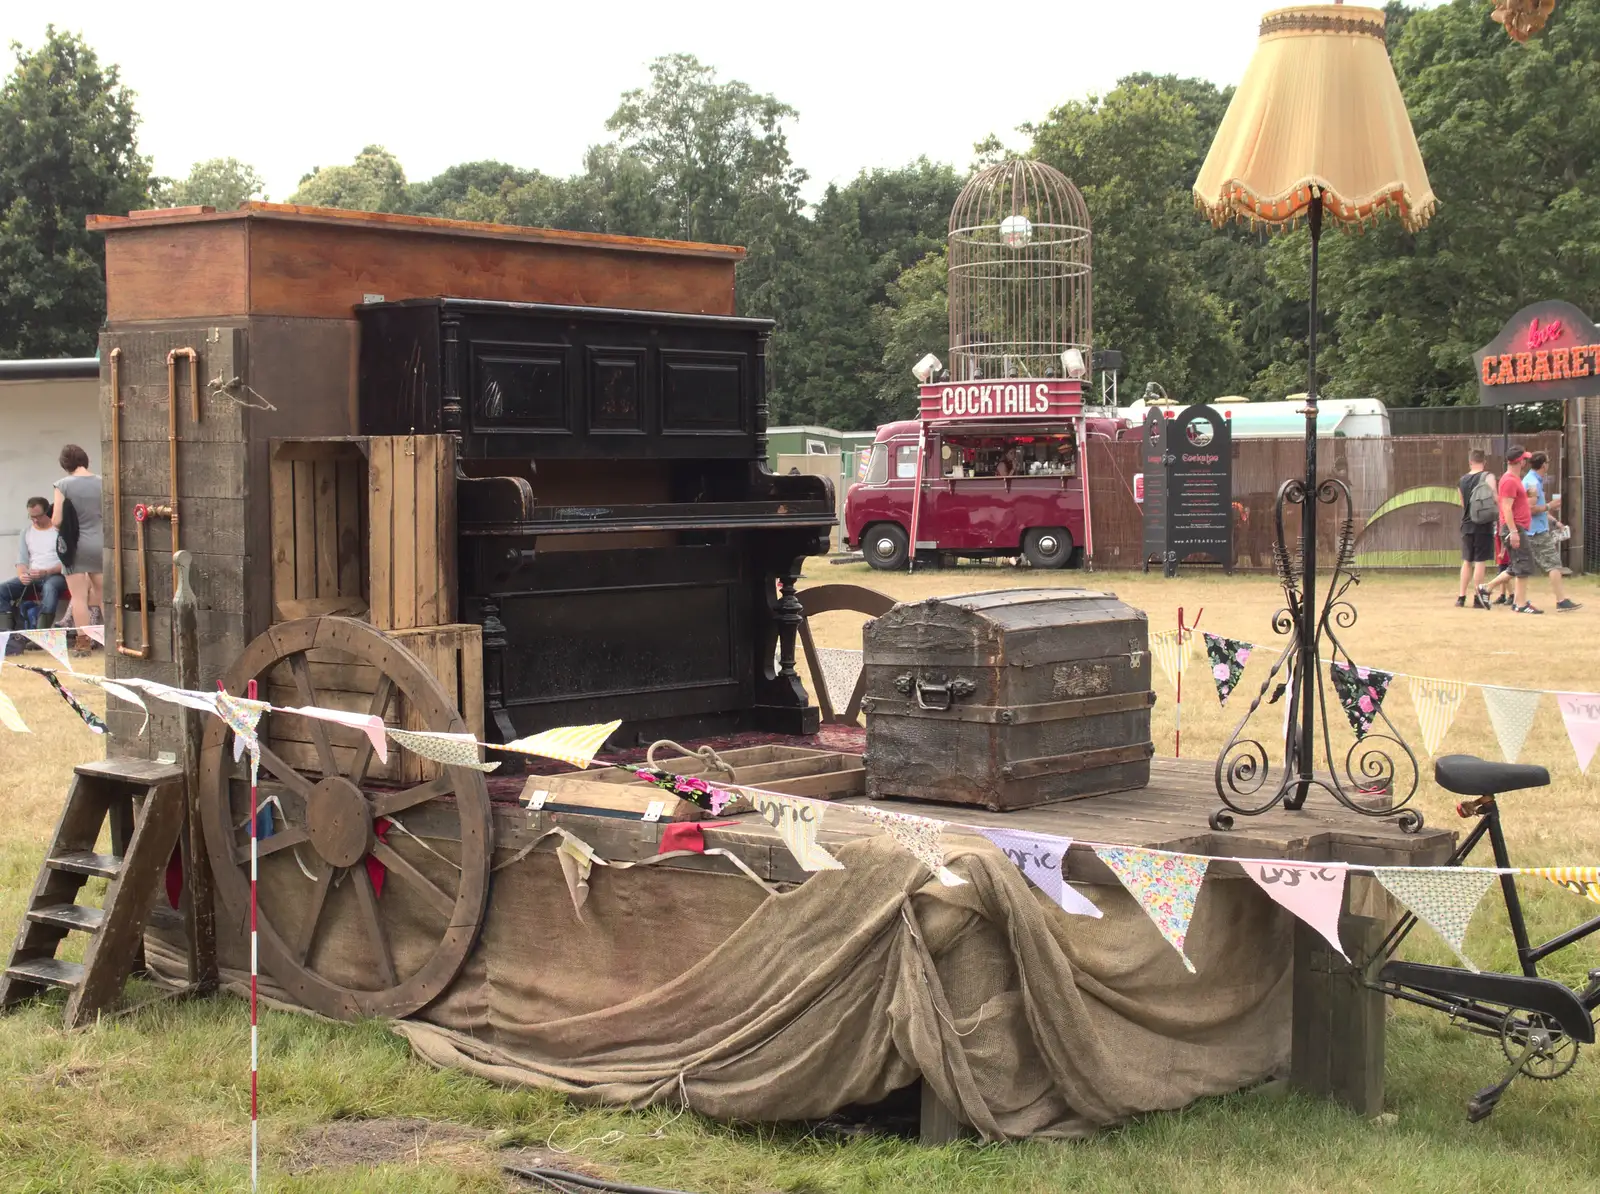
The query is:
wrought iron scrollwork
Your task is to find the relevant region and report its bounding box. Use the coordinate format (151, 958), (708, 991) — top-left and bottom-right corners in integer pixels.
(1214, 477), (1422, 831)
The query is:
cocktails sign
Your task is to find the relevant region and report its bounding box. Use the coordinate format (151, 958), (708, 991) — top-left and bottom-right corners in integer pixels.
(919, 378), (1084, 422)
(1474, 300), (1600, 406)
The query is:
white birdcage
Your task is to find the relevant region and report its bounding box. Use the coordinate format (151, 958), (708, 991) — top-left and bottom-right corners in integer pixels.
(947, 159), (1092, 382)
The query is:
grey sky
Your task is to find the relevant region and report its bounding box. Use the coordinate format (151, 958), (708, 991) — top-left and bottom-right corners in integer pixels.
(5, 2), (1430, 208)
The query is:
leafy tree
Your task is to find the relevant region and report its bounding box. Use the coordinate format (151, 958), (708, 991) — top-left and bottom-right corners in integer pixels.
(0, 27), (152, 357)
(873, 249), (949, 420)
(405, 160), (532, 219)
(157, 157), (265, 209)
(289, 144), (408, 213)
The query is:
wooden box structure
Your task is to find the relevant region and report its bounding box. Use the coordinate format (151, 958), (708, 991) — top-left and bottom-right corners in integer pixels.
(861, 589), (1154, 810)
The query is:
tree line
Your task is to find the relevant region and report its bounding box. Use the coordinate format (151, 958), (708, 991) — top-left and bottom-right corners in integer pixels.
(2, 1), (1597, 432)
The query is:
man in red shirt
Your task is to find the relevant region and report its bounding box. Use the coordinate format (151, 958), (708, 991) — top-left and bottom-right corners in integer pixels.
(1498, 445), (1540, 613)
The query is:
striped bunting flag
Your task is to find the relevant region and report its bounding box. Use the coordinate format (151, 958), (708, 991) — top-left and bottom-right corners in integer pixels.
(497, 719), (621, 768)
(1520, 867), (1600, 904)
(1406, 677), (1468, 756)
(1150, 629), (1187, 689)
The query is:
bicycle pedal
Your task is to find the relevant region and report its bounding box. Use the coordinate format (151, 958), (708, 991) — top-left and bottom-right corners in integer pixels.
(1467, 1091), (1500, 1123)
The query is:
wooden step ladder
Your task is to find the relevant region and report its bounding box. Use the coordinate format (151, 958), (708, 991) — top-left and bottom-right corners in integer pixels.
(0, 759), (188, 1028)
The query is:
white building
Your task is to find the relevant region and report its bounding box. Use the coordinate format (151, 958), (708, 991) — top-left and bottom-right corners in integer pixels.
(0, 360), (101, 565)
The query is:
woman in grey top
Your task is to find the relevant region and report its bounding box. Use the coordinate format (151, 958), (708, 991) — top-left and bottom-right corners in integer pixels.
(52, 444), (104, 655)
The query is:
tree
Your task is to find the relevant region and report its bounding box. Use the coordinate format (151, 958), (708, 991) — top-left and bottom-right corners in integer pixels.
(874, 250), (949, 421)
(156, 157), (265, 210)
(0, 28), (152, 357)
(405, 160), (532, 219)
(289, 145), (408, 213)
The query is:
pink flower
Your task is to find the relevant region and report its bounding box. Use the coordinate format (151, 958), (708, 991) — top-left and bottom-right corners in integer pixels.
(1237, 648), (1251, 665)
(1358, 694), (1374, 713)
(1367, 686), (1381, 702)
(1213, 663), (1231, 681)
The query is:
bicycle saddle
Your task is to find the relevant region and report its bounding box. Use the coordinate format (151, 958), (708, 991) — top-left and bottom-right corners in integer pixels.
(1434, 754), (1550, 796)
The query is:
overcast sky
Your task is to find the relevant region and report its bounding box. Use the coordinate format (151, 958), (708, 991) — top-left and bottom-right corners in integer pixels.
(5, 2), (1436, 207)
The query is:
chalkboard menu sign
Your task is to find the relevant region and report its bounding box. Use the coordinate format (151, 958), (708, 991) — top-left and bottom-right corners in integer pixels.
(1142, 404), (1233, 576)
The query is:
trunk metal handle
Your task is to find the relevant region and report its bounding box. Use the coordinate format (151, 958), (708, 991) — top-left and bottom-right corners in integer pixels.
(914, 676), (975, 711)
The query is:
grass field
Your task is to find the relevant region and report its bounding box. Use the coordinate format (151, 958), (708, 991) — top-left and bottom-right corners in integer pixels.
(3, 565), (1600, 1192)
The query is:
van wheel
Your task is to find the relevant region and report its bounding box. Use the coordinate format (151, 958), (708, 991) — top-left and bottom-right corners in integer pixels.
(1023, 527), (1073, 569)
(864, 524), (910, 571)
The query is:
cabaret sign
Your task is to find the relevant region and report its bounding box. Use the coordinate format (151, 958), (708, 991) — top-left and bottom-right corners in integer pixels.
(1474, 300), (1600, 406)
(919, 378), (1084, 422)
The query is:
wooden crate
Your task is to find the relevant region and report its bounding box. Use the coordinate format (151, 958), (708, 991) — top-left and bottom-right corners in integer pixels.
(551, 746), (866, 803)
(261, 623), (484, 785)
(269, 435), (456, 629)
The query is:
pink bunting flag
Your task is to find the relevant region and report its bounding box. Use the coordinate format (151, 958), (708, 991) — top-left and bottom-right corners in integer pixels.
(974, 826), (1102, 918)
(278, 705), (389, 763)
(1093, 846), (1209, 972)
(1556, 692), (1600, 775)
(1241, 860), (1349, 960)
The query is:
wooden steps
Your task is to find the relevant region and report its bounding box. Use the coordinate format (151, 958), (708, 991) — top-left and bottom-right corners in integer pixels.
(0, 759), (187, 1028)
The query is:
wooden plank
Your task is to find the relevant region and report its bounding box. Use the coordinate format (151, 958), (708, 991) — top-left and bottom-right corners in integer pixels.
(336, 457), (363, 598)
(458, 626), (484, 741)
(275, 597), (368, 620)
(414, 435), (440, 626)
(102, 221), (249, 322)
(368, 436), (394, 630)
(391, 436), (418, 630)
(292, 460), (315, 600)
(436, 434), (457, 625)
(270, 453), (295, 616)
(269, 439), (364, 463)
(314, 459), (339, 598)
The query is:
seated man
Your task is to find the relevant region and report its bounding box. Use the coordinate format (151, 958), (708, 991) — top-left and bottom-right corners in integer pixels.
(1, 497), (68, 631)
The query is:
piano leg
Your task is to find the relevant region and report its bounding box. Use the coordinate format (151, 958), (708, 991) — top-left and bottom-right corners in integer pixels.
(753, 555), (821, 736)
(479, 595), (524, 772)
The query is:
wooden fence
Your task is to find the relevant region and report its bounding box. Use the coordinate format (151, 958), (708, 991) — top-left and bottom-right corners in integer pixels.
(1087, 433), (1565, 571)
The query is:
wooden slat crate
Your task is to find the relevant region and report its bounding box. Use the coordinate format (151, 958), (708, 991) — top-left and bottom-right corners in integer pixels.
(268, 435), (456, 629)
(261, 624), (484, 784)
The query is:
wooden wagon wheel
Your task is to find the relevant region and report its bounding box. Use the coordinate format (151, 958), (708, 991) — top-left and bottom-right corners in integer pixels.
(199, 617), (492, 1020)
(796, 584), (895, 725)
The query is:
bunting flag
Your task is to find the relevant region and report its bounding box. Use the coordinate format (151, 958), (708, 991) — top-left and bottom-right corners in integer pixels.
(1555, 692), (1600, 775)
(858, 805), (966, 886)
(1093, 846), (1209, 972)
(749, 791), (844, 872)
(497, 720), (621, 768)
(1150, 629), (1186, 690)
(973, 826), (1102, 918)
(366, 818), (393, 898)
(555, 830), (607, 918)
(22, 628), (72, 670)
(0, 688), (29, 732)
(1330, 662), (1394, 740)
(1519, 867), (1600, 904)
(115, 677), (220, 716)
(216, 691), (270, 784)
(385, 728), (499, 772)
(1202, 633), (1252, 706)
(278, 706), (388, 763)
(1241, 860), (1349, 960)
(1481, 686), (1542, 764)
(75, 673), (152, 734)
(813, 647), (865, 712)
(1407, 676), (1468, 756)
(1375, 866), (1496, 971)
(81, 625), (105, 647)
(658, 820), (741, 855)
(17, 665), (106, 733)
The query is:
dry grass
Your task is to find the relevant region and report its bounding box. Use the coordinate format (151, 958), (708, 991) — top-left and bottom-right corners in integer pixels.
(2, 568), (1600, 1191)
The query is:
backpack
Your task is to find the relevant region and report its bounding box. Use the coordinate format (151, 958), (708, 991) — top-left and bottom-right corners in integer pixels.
(1468, 472), (1498, 525)
(55, 496), (79, 569)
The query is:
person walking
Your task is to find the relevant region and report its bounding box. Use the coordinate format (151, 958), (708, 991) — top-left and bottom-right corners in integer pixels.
(1525, 451), (1581, 612)
(1457, 448), (1495, 608)
(51, 444), (104, 655)
(1495, 446), (1539, 614)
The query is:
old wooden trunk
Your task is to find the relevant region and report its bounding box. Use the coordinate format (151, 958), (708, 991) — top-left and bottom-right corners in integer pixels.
(861, 589), (1154, 810)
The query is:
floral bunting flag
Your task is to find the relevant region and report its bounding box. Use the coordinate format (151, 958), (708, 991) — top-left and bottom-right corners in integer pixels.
(1202, 633), (1252, 705)
(749, 791), (844, 872)
(1407, 677), (1468, 756)
(1150, 629), (1186, 690)
(17, 665), (105, 733)
(973, 826), (1102, 918)
(1330, 662), (1393, 739)
(497, 719), (621, 768)
(859, 805), (966, 886)
(1375, 866), (1496, 971)
(1094, 846), (1208, 972)
(279, 705), (388, 763)
(0, 688), (29, 732)
(1519, 867), (1600, 904)
(114, 678), (220, 716)
(216, 691), (270, 784)
(1241, 860), (1349, 960)
(1555, 692), (1600, 775)
(22, 628), (72, 670)
(1481, 686), (1541, 764)
(385, 728), (499, 772)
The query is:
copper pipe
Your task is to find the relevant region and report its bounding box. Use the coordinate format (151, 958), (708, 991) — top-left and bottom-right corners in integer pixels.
(110, 348), (151, 659)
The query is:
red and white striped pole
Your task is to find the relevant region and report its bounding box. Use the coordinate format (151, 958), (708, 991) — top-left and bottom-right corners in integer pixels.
(247, 676), (260, 1191)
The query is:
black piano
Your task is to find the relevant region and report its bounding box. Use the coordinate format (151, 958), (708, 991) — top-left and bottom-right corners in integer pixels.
(357, 297), (835, 744)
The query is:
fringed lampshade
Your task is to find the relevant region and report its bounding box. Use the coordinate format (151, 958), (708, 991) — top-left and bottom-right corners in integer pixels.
(1194, 4), (1435, 234)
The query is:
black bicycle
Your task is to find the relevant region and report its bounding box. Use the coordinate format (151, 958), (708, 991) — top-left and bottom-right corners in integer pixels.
(1369, 755), (1600, 1121)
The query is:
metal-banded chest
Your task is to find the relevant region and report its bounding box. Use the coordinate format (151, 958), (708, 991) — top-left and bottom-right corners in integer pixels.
(861, 588), (1154, 810)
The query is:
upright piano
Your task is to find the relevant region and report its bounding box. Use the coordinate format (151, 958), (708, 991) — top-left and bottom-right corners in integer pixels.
(357, 297), (835, 744)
